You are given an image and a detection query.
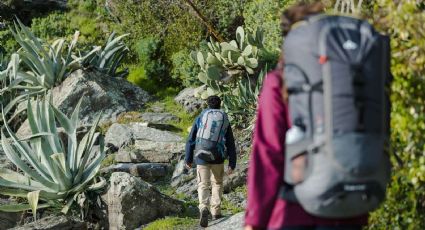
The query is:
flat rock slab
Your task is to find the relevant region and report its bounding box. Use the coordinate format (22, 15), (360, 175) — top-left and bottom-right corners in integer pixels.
(115, 140), (185, 163)
(101, 163), (171, 182)
(10, 215), (87, 230)
(207, 212), (244, 230)
(105, 122), (183, 150)
(139, 113), (180, 124)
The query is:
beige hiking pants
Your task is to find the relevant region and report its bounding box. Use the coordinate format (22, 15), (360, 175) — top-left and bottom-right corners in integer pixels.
(197, 164), (224, 216)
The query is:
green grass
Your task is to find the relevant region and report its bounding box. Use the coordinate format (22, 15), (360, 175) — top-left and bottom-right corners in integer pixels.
(126, 63), (199, 137)
(234, 185), (247, 196)
(221, 197), (244, 215)
(144, 95), (198, 137)
(143, 217), (197, 230)
(100, 153), (116, 168)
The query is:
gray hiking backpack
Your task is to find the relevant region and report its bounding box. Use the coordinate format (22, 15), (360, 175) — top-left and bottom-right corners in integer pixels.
(195, 109), (229, 162)
(281, 15), (392, 218)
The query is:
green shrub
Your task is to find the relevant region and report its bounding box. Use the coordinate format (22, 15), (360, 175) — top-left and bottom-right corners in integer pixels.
(366, 1), (425, 229)
(0, 28), (19, 57)
(31, 12), (72, 41)
(105, 0), (204, 58)
(243, 0), (294, 51)
(127, 65), (148, 88)
(171, 48), (201, 88)
(204, 0), (248, 39)
(134, 37), (171, 85)
(78, 0), (97, 12)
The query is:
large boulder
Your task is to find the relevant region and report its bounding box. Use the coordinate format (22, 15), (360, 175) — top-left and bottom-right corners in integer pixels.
(52, 69), (150, 123)
(104, 172), (184, 229)
(171, 158), (196, 188)
(115, 140), (184, 163)
(105, 122), (183, 151)
(17, 69), (150, 137)
(101, 163), (171, 182)
(207, 212), (244, 230)
(174, 87), (204, 113)
(10, 215), (86, 230)
(223, 162), (248, 193)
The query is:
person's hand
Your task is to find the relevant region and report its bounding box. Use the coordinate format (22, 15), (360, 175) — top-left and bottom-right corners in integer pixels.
(244, 226), (254, 230)
(185, 162), (192, 169)
(226, 167), (234, 175)
(244, 225), (262, 230)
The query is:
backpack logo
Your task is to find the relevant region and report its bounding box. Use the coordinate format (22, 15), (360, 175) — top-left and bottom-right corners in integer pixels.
(343, 40), (358, 50)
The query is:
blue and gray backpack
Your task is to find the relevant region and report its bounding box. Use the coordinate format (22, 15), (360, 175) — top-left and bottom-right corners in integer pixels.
(194, 109), (229, 162)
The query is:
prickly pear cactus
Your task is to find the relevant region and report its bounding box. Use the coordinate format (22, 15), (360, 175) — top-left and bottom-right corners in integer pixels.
(193, 26), (265, 86)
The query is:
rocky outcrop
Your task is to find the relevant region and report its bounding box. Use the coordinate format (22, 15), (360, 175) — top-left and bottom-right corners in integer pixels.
(174, 87), (204, 113)
(104, 172), (184, 229)
(101, 163), (171, 182)
(10, 215), (86, 230)
(115, 140), (184, 163)
(223, 162), (248, 193)
(140, 113), (180, 124)
(105, 122), (183, 151)
(16, 70), (150, 137)
(104, 123), (134, 150)
(171, 158), (196, 188)
(207, 212), (244, 230)
(51, 70), (150, 124)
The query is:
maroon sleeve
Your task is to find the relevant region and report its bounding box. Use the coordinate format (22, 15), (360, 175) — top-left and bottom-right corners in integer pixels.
(245, 70), (289, 228)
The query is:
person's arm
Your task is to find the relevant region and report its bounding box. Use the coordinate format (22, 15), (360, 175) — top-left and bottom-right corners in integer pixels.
(225, 125), (236, 170)
(244, 70), (288, 229)
(185, 116), (199, 166)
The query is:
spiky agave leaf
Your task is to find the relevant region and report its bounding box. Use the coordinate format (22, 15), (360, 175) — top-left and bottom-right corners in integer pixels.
(0, 96), (105, 216)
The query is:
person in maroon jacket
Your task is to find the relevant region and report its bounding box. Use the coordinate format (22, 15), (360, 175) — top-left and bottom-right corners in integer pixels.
(244, 2), (368, 230)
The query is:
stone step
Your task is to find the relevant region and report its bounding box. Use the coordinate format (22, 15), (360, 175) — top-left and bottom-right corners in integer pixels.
(115, 140), (184, 163)
(101, 163), (172, 182)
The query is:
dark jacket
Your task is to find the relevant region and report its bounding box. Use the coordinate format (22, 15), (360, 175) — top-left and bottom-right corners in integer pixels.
(184, 110), (237, 169)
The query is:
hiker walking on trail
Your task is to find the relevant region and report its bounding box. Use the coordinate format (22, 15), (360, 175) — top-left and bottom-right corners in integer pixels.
(244, 1), (391, 230)
(185, 95), (237, 228)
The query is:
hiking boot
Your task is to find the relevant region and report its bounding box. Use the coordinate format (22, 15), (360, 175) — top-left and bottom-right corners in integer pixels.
(212, 214), (223, 220)
(199, 208), (209, 227)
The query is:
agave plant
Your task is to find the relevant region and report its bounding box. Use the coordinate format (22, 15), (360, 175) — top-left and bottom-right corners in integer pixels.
(78, 32), (130, 78)
(0, 53), (30, 119)
(222, 67), (266, 118)
(10, 19), (92, 89)
(0, 97), (106, 218)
